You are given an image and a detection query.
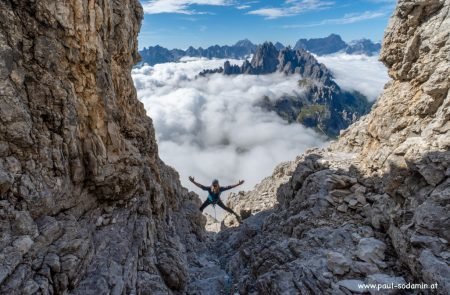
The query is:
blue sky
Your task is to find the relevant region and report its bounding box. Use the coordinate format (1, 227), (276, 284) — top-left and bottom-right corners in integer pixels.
(138, 0), (397, 50)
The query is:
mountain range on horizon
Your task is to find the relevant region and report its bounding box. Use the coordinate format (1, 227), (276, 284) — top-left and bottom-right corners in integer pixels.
(138, 34), (381, 66)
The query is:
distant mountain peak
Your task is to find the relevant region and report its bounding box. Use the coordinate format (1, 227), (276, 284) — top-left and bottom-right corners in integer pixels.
(346, 39), (381, 56)
(234, 39), (257, 51)
(294, 34), (347, 55)
(235, 39), (254, 46)
(274, 42), (285, 50)
(328, 33), (343, 38)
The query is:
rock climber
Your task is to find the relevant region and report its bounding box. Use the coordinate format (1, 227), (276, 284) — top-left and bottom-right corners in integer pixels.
(189, 176), (244, 223)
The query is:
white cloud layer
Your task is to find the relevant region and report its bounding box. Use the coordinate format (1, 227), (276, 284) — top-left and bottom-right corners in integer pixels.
(132, 57), (326, 216)
(131, 54), (388, 217)
(236, 5), (251, 10)
(248, 0), (334, 19)
(316, 53), (389, 101)
(142, 0), (232, 15)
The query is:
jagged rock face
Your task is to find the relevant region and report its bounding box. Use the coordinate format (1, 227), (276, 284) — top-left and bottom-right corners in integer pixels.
(271, 47), (372, 137)
(139, 45), (178, 66)
(248, 42), (280, 74)
(222, 42), (334, 79)
(336, 0), (450, 191)
(225, 159), (302, 222)
(336, 0), (450, 182)
(294, 34), (381, 56)
(213, 0), (450, 293)
(294, 34), (348, 55)
(345, 39), (382, 56)
(0, 0), (205, 294)
(216, 150), (412, 294)
(277, 47), (333, 84)
(334, 0), (450, 289)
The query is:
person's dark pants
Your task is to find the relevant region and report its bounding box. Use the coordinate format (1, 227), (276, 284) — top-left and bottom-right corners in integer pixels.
(199, 198), (238, 216)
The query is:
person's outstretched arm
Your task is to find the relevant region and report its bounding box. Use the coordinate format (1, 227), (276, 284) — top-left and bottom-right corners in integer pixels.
(189, 176), (208, 190)
(222, 180), (244, 191)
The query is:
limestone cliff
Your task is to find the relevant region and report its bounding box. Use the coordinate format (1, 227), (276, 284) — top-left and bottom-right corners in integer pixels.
(214, 0), (450, 293)
(0, 1), (205, 294)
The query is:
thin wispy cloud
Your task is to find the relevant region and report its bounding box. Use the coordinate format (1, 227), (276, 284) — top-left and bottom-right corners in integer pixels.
(283, 10), (386, 28)
(138, 0), (395, 49)
(236, 0), (259, 10)
(247, 0), (334, 19)
(142, 0), (232, 15)
(249, 8), (286, 19)
(237, 5), (251, 10)
(334, 11), (385, 24)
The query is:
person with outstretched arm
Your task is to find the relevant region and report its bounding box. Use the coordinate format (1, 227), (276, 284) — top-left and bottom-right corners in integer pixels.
(189, 176), (244, 223)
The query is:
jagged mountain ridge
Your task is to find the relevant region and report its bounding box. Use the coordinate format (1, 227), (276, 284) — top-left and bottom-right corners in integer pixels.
(274, 41), (286, 50)
(294, 34), (381, 56)
(209, 0), (450, 293)
(294, 33), (348, 55)
(138, 34), (380, 66)
(346, 38), (382, 55)
(138, 39), (257, 66)
(200, 42), (372, 137)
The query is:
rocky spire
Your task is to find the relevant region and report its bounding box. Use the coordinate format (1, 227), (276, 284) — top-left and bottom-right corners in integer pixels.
(244, 42), (280, 74)
(277, 47), (333, 84)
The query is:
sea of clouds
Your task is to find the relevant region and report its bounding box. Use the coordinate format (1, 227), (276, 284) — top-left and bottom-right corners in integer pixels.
(316, 53), (389, 101)
(132, 54), (388, 217)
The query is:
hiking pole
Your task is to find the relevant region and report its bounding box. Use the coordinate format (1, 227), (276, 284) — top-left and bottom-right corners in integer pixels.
(213, 204), (218, 223)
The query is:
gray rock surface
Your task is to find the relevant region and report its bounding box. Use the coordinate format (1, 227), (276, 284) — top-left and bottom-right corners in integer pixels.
(337, 279), (367, 293)
(294, 34), (348, 55)
(327, 251), (352, 275)
(0, 0), (206, 293)
(356, 238), (387, 268)
(196, 0), (450, 294)
(345, 39), (382, 56)
(366, 274), (406, 295)
(294, 34), (381, 56)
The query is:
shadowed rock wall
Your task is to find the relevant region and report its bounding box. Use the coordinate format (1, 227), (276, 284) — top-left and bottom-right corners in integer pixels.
(216, 1), (450, 293)
(0, 1), (205, 293)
